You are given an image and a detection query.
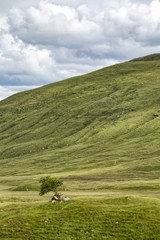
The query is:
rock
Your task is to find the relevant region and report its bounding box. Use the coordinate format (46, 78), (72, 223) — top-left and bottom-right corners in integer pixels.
(42, 219), (47, 223)
(59, 194), (70, 201)
(51, 194), (70, 203)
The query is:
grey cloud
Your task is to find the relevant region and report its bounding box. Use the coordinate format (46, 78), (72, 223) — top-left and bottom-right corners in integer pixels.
(0, 0), (39, 15)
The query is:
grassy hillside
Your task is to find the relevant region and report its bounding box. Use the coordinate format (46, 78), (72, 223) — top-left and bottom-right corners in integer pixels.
(1, 54), (160, 239)
(0, 55), (160, 184)
(130, 53), (160, 62)
(0, 54), (160, 184)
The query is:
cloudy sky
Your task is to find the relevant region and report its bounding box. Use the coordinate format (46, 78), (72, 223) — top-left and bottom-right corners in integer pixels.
(0, 0), (160, 100)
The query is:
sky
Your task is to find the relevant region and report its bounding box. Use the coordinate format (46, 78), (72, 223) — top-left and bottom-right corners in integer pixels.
(0, 0), (160, 100)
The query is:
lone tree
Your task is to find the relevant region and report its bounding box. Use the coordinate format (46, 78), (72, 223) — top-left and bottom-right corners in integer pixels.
(39, 176), (63, 199)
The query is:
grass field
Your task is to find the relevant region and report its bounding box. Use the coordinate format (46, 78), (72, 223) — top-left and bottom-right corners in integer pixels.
(0, 189), (160, 240)
(0, 54), (160, 239)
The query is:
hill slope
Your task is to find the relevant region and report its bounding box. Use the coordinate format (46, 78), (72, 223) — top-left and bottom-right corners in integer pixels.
(0, 54), (160, 181)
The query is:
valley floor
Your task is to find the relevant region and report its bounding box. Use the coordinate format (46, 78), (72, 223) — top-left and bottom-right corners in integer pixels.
(0, 176), (160, 240)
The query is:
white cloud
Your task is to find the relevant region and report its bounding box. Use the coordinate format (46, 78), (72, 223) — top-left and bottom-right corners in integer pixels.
(8, 1), (160, 56)
(0, 85), (16, 100)
(101, 0), (160, 46)
(0, 31), (57, 85)
(9, 3), (102, 47)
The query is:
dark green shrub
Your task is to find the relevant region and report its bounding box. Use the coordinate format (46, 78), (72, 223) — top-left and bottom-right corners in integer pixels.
(39, 176), (63, 196)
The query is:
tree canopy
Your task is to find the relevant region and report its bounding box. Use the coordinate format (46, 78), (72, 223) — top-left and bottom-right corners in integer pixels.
(39, 176), (63, 196)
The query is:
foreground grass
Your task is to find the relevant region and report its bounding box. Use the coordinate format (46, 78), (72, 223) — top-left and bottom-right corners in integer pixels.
(0, 196), (160, 240)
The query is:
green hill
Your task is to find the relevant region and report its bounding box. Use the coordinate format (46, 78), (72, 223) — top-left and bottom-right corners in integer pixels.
(0, 53), (160, 184)
(130, 53), (160, 62)
(0, 54), (160, 240)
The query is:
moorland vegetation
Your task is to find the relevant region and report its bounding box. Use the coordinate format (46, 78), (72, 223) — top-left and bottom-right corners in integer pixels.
(0, 54), (160, 239)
